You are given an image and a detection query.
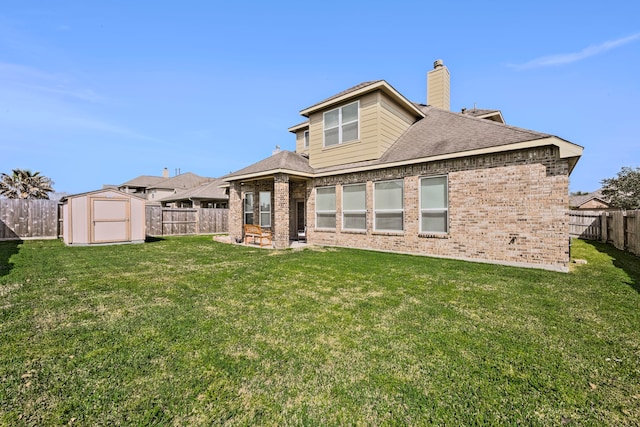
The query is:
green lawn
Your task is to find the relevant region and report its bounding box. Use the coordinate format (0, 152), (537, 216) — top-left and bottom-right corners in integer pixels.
(1, 237), (638, 426)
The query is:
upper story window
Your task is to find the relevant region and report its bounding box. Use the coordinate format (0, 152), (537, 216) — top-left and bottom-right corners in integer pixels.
(303, 130), (309, 148)
(323, 101), (359, 147)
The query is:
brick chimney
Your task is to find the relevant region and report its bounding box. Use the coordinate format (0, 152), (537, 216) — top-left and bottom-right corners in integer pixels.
(427, 59), (450, 110)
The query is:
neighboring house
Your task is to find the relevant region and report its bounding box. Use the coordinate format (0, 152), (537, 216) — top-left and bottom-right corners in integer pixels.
(222, 60), (583, 272)
(569, 190), (610, 210)
(156, 178), (229, 208)
(118, 169), (223, 204)
(119, 174), (167, 198)
(145, 172), (215, 202)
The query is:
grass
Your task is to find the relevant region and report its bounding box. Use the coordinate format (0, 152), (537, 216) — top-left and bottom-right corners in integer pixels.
(0, 236), (639, 426)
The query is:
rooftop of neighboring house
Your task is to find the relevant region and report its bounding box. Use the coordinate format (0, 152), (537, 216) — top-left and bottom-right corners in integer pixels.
(156, 178), (228, 202)
(147, 172), (215, 191)
(119, 175), (166, 189)
(569, 189), (610, 209)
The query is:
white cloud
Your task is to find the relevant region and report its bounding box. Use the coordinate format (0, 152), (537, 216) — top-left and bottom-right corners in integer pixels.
(510, 33), (640, 69)
(0, 61), (165, 144)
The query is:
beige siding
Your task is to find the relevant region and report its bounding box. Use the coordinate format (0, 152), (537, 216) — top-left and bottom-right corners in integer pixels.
(379, 93), (416, 155)
(295, 129), (310, 154)
(307, 91), (419, 169)
(427, 66), (450, 110)
(309, 92), (380, 168)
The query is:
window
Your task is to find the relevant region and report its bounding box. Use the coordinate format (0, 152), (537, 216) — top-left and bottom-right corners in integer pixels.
(342, 184), (366, 230)
(316, 186), (336, 229)
(374, 180), (403, 231)
(420, 176), (448, 233)
(323, 101), (359, 147)
(259, 191), (271, 228)
(303, 130), (309, 148)
(244, 192), (254, 224)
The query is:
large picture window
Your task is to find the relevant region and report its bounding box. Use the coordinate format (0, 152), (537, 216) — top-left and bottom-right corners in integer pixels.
(342, 184), (366, 230)
(244, 192), (253, 225)
(323, 101), (359, 147)
(420, 176), (448, 233)
(316, 186), (336, 229)
(374, 180), (403, 231)
(259, 191), (271, 228)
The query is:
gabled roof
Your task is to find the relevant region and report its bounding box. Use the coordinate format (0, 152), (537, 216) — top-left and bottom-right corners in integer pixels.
(222, 150), (313, 181)
(148, 172), (213, 190)
(223, 83), (583, 182)
(299, 80), (425, 119)
(61, 188), (147, 202)
(569, 190), (609, 208)
(120, 175), (165, 188)
(156, 178), (228, 202)
(461, 108), (505, 123)
(381, 106), (547, 163)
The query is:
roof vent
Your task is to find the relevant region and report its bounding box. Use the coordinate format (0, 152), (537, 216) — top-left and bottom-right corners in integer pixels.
(272, 145), (281, 156)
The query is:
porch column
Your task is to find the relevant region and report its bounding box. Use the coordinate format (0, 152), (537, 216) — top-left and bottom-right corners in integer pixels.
(228, 181), (243, 243)
(273, 173), (290, 249)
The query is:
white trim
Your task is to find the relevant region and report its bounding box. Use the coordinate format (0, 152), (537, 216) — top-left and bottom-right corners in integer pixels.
(373, 179), (404, 232)
(303, 130), (309, 148)
(243, 192), (253, 225)
(300, 80), (425, 119)
(342, 183), (366, 231)
(315, 186), (336, 229)
(222, 137), (584, 184)
(259, 191), (271, 228)
(419, 175), (448, 234)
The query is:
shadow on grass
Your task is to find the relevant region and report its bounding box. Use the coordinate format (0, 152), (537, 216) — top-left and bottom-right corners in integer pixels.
(0, 239), (22, 278)
(585, 240), (640, 293)
(145, 236), (166, 243)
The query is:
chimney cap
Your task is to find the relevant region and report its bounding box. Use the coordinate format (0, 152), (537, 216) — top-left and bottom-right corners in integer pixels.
(433, 59), (444, 69)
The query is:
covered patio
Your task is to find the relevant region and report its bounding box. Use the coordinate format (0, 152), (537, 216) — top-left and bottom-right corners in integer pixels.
(222, 151), (314, 249)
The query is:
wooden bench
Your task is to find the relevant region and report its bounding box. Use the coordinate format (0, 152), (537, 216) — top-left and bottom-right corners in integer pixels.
(244, 224), (272, 248)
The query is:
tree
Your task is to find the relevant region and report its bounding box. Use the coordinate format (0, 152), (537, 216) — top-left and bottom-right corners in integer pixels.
(600, 166), (640, 210)
(0, 169), (54, 199)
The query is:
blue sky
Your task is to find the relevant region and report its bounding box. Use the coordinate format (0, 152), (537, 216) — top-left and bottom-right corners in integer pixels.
(1, 1), (638, 195)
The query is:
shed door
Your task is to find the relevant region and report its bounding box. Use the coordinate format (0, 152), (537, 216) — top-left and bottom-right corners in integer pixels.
(90, 197), (130, 243)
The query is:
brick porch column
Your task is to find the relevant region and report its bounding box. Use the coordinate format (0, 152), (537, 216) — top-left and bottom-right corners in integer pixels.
(273, 173), (290, 249)
(228, 181), (243, 243)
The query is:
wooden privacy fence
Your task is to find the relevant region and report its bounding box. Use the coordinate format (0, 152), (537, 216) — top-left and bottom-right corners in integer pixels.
(569, 211), (602, 240)
(145, 206), (228, 236)
(0, 200), (228, 240)
(0, 199), (60, 240)
(570, 210), (640, 257)
(602, 210), (639, 256)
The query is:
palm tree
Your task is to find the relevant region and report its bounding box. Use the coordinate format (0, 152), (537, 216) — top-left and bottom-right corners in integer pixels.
(0, 169), (54, 199)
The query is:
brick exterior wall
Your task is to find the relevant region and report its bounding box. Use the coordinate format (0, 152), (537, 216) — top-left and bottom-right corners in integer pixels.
(227, 146), (571, 271)
(308, 146), (571, 271)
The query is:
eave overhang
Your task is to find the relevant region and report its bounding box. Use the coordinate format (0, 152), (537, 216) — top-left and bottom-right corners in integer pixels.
(222, 137), (583, 183)
(299, 80), (425, 119)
